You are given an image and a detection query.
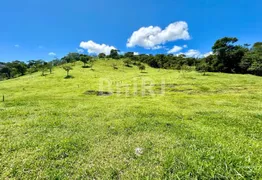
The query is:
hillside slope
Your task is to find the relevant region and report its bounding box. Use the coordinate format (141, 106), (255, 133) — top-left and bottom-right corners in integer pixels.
(0, 60), (262, 179)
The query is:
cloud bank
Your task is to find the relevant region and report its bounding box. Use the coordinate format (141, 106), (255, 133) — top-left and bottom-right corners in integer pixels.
(175, 49), (213, 58)
(80, 41), (116, 55)
(167, 45), (183, 54)
(127, 21), (190, 49)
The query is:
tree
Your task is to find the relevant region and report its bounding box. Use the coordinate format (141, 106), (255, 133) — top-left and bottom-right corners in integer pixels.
(11, 61), (27, 75)
(39, 61), (48, 76)
(47, 62), (53, 74)
(98, 53), (106, 59)
(80, 54), (91, 67)
(252, 42), (262, 55)
(139, 64), (146, 72)
(63, 66), (73, 77)
(0, 61), (27, 78)
(212, 37), (247, 73)
(240, 42), (262, 75)
(61, 53), (81, 63)
(0, 66), (12, 79)
(109, 49), (119, 59)
(27, 60), (44, 72)
(196, 62), (209, 75)
(123, 59), (132, 67)
(124, 52), (134, 59)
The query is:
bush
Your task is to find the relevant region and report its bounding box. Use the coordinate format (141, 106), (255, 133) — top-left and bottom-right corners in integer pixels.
(138, 64), (146, 72)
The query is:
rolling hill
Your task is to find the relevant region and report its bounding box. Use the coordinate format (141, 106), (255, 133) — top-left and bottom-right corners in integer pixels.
(0, 59), (261, 179)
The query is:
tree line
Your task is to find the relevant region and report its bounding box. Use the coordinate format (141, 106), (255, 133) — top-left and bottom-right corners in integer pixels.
(196, 37), (262, 76)
(0, 37), (261, 81)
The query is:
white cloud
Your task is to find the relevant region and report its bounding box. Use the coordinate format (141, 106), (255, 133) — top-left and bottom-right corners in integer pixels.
(15, 44), (20, 48)
(183, 45), (188, 48)
(183, 49), (201, 58)
(48, 52), (56, 56)
(176, 49), (213, 58)
(152, 45), (163, 50)
(127, 21), (190, 49)
(76, 48), (84, 53)
(80, 40), (116, 55)
(134, 52), (139, 55)
(168, 45), (183, 54)
(203, 51), (213, 57)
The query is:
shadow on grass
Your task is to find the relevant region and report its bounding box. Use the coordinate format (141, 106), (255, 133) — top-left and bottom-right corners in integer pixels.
(82, 65), (91, 68)
(84, 90), (112, 96)
(125, 64), (133, 68)
(64, 75), (74, 79)
(140, 71), (148, 74)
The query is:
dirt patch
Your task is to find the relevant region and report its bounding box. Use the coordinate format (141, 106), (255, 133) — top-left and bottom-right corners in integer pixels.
(84, 90), (112, 96)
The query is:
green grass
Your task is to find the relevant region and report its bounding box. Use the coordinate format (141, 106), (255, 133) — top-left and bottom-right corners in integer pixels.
(0, 59), (262, 179)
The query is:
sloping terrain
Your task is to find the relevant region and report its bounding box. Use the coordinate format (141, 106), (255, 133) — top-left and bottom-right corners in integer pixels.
(0, 60), (262, 179)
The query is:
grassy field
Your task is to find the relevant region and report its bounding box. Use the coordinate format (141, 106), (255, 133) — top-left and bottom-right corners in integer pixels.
(0, 59), (262, 179)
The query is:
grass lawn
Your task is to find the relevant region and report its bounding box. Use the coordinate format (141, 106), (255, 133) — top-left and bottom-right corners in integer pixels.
(0, 60), (262, 179)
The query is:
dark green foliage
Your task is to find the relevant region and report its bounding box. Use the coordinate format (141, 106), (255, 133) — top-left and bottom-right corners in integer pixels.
(132, 54), (197, 70)
(0, 61), (27, 79)
(211, 37), (248, 73)
(196, 62), (209, 75)
(28, 60), (45, 73)
(61, 53), (81, 63)
(98, 53), (106, 59)
(123, 59), (132, 67)
(109, 49), (120, 59)
(139, 64), (146, 72)
(197, 38), (262, 76)
(80, 54), (91, 67)
(124, 52), (134, 59)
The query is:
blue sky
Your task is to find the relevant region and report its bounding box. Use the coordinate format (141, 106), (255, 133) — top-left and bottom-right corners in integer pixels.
(0, 0), (261, 62)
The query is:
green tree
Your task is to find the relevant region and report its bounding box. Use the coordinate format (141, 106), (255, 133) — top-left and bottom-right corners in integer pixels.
(98, 53), (106, 58)
(109, 49), (119, 59)
(139, 64), (146, 72)
(61, 53), (81, 63)
(212, 37), (247, 73)
(63, 66), (73, 77)
(80, 54), (91, 67)
(40, 61), (48, 76)
(240, 42), (262, 75)
(124, 52), (134, 59)
(123, 59), (132, 67)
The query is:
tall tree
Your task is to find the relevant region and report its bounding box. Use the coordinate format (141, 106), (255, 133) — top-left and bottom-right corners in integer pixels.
(80, 54), (91, 67)
(109, 49), (119, 59)
(212, 37), (247, 73)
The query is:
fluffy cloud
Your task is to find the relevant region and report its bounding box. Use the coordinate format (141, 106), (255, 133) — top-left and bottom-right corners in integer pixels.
(176, 49), (213, 58)
(184, 49), (201, 57)
(127, 21), (190, 49)
(134, 52), (139, 55)
(48, 52), (56, 56)
(183, 45), (188, 48)
(80, 40), (116, 55)
(168, 45), (183, 54)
